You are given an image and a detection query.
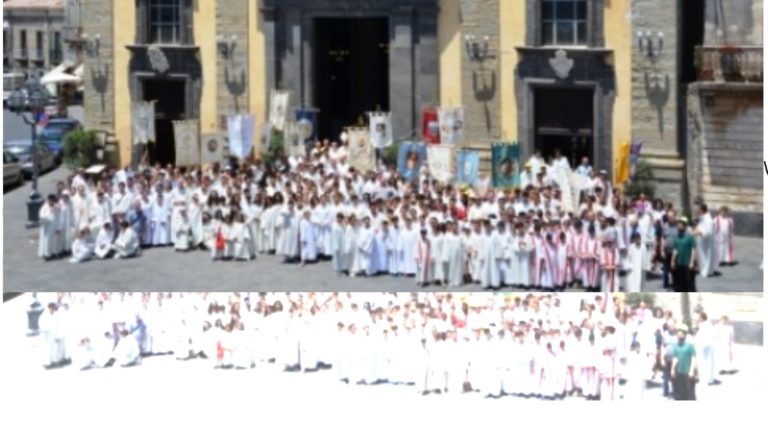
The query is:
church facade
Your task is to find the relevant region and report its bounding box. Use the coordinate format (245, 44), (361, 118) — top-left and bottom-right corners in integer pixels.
(78, 0), (762, 231)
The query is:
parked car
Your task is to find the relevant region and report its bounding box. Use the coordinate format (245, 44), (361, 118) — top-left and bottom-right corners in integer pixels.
(39, 118), (82, 160)
(3, 140), (57, 178)
(3, 150), (24, 187)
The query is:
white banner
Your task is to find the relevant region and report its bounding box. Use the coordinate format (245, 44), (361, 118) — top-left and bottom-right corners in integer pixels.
(427, 145), (453, 183)
(132, 101), (155, 146)
(173, 119), (200, 167)
(258, 123), (272, 158)
(283, 121), (306, 158)
(269, 90), (290, 131)
(347, 127), (375, 173)
(227, 114), (256, 160)
(367, 112), (393, 149)
(201, 132), (228, 165)
(437, 106), (465, 145)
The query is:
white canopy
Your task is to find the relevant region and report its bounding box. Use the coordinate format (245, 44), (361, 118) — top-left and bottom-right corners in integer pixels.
(40, 62), (82, 85)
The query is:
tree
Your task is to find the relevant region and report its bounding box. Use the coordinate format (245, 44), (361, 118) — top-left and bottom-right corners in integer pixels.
(624, 159), (656, 198)
(62, 129), (98, 170)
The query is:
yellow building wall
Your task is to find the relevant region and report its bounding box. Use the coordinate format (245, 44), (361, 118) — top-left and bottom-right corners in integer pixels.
(604, 0), (632, 181)
(196, 0), (217, 134)
(499, 0), (525, 140)
(438, 0), (461, 106)
(113, 0), (135, 167)
(249, 0), (267, 124)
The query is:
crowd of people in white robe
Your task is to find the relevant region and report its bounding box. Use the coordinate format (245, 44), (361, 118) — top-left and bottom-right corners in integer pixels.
(36, 292), (738, 401)
(36, 141), (737, 291)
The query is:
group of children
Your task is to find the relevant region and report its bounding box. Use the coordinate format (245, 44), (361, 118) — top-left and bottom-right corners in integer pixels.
(35, 291), (738, 401)
(36, 139), (738, 291)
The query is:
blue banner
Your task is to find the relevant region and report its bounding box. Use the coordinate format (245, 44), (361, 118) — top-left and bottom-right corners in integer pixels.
(397, 141), (426, 182)
(455, 149), (479, 186)
(491, 142), (521, 188)
(295, 109), (318, 145)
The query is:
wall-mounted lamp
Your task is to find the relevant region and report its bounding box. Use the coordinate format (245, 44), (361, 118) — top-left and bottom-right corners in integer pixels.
(217, 34), (237, 59)
(83, 33), (100, 58)
(465, 34), (490, 62)
(637, 30), (663, 61)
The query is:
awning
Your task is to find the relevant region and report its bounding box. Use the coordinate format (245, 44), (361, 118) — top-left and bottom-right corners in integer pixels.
(40, 62), (82, 85)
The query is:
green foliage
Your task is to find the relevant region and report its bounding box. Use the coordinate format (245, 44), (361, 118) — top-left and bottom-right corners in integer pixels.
(624, 159), (656, 198)
(62, 129), (98, 170)
(382, 141), (400, 168)
(624, 293), (657, 309)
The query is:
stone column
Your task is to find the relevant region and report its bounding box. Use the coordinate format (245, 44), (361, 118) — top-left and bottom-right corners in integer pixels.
(415, 5), (440, 118)
(261, 5), (276, 99)
(389, 5), (416, 140)
(281, 7), (303, 104)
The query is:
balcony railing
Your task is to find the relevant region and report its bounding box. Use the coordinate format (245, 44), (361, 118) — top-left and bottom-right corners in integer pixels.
(14, 48), (29, 59)
(696, 46), (763, 83)
(30, 48), (45, 60)
(50, 49), (63, 65)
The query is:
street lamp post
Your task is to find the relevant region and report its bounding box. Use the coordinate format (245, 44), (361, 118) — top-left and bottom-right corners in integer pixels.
(7, 76), (52, 227)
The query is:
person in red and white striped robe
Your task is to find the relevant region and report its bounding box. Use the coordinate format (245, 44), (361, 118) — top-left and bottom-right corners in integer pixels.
(599, 236), (620, 293)
(579, 226), (601, 291)
(570, 221), (586, 287)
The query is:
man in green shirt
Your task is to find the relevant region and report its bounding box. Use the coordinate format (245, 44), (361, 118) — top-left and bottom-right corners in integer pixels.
(671, 218), (697, 292)
(671, 328), (698, 400)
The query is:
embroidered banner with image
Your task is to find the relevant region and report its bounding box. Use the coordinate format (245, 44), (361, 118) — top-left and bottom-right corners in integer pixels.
(368, 112), (393, 149)
(422, 106), (440, 144)
(427, 145), (453, 183)
(227, 114), (256, 160)
(397, 141), (427, 182)
(295, 108), (318, 145)
(201, 132), (228, 165)
(132, 101), (156, 145)
(269, 90), (290, 131)
(347, 127), (375, 173)
(173, 119), (201, 167)
(283, 121), (306, 158)
(491, 141), (521, 189)
(455, 149), (479, 186)
(438, 106), (465, 145)
(258, 123), (272, 158)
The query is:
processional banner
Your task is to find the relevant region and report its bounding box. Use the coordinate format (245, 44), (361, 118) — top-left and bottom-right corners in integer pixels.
(397, 141), (427, 182)
(455, 149), (479, 186)
(491, 142), (521, 189)
(437, 106), (465, 145)
(347, 127), (375, 173)
(368, 112), (393, 149)
(132, 101), (156, 145)
(201, 132), (228, 165)
(269, 90), (290, 131)
(283, 121), (307, 158)
(173, 119), (201, 167)
(422, 106), (440, 144)
(227, 114), (255, 160)
(427, 145), (453, 183)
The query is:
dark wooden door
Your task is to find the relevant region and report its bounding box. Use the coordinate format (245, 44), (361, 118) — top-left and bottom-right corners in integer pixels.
(314, 17), (389, 141)
(143, 79), (186, 166)
(534, 87), (594, 167)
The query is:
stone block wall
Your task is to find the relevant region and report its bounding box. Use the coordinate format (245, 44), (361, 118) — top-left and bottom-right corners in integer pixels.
(687, 82), (763, 236)
(81, 0), (115, 132)
(216, 0), (251, 126)
(630, 0), (679, 156)
(458, 0), (501, 143)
